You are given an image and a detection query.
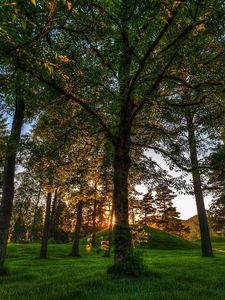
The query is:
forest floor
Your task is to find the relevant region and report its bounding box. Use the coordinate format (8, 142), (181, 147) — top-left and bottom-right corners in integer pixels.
(0, 238), (225, 300)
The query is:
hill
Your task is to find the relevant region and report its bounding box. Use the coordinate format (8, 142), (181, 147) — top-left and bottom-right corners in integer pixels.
(90, 226), (198, 250)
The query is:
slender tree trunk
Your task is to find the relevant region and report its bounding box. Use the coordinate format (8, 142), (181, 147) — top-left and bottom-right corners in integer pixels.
(30, 185), (42, 242)
(71, 200), (83, 257)
(92, 183), (97, 247)
(0, 98), (25, 271)
(104, 200), (114, 257)
(186, 111), (213, 257)
(40, 192), (52, 259)
(50, 189), (58, 238)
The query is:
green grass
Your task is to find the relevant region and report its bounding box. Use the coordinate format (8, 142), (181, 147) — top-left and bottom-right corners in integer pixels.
(0, 239), (225, 300)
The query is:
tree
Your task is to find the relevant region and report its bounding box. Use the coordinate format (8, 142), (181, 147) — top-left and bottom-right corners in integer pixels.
(139, 190), (156, 226)
(209, 194), (225, 236)
(0, 90), (25, 271)
(0, 0), (52, 269)
(71, 200), (83, 257)
(50, 193), (72, 243)
(40, 191), (52, 258)
(155, 185), (189, 237)
(185, 109), (213, 255)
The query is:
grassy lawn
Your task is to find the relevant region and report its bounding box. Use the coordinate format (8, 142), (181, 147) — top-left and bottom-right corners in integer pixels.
(0, 235), (225, 300)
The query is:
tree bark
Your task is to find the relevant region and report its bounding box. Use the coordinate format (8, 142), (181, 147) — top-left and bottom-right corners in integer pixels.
(50, 189), (58, 238)
(40, 192), (52, 259)
(186, 111), (213, 257)
(0, 98), (25, 270)
(113, 142), (132, 264)
(71, 200), (83, 257)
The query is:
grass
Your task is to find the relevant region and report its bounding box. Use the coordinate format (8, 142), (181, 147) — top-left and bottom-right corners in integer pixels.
(0, 235), (225, 300)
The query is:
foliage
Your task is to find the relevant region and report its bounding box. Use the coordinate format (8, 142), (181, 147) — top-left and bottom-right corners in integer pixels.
(131, 225), (150, 248)
(209, 194), (225, 236)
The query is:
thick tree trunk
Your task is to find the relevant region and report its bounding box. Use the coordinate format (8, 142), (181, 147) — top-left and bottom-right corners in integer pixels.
(30, 185), (42, 242)
(92, 184), (97, 247)
(0, 99), (25, 271)
(112, 0), (133, 265)
(113, 143), (132, 264)
(186, 112), (213, 257)
(40, 192), (52, 259)
(71, 200), (83, 257)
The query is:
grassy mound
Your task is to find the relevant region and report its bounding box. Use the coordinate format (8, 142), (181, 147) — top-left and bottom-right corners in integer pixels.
(143, 226), (198, 250)
(86, 226), (198, 250)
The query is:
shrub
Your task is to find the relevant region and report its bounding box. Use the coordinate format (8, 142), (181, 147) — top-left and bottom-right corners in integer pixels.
(107, 251), (150, 277)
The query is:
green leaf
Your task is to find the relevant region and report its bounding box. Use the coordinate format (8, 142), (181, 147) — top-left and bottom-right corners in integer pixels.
(22, 19), (26, 31)
(12, 14), (17, 24)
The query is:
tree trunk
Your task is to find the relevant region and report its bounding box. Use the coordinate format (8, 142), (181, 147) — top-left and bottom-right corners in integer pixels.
(50, 189), (58, 238)
(30, 185), (42, 242)
(112, 0), (134, 265)
(113, 143), (132, 264)
(186, 112), (213, 257)
(0, 98), (25, 271)
(104, 200), (114, 257)
(92, 184), (97, 247)
(40, 192), (52, 259)
(71, 200), (83, 257)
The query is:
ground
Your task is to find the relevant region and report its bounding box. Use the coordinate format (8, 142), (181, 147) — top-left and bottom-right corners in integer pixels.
(0, 234), (225, 300)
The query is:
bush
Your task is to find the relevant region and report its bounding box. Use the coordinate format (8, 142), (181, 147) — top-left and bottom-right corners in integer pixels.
(107, 251), (150, 277)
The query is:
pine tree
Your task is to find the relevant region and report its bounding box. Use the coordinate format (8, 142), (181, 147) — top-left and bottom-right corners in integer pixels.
(155, 185), (189, 237)
(209, 194), (225, 236)
(139, 190), (156, 226)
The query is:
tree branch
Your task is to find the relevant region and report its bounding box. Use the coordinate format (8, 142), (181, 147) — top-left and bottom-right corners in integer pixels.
(128, 7), (180, 93)
(131, 52), (177, 122)
(16, 58), (116, 145)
